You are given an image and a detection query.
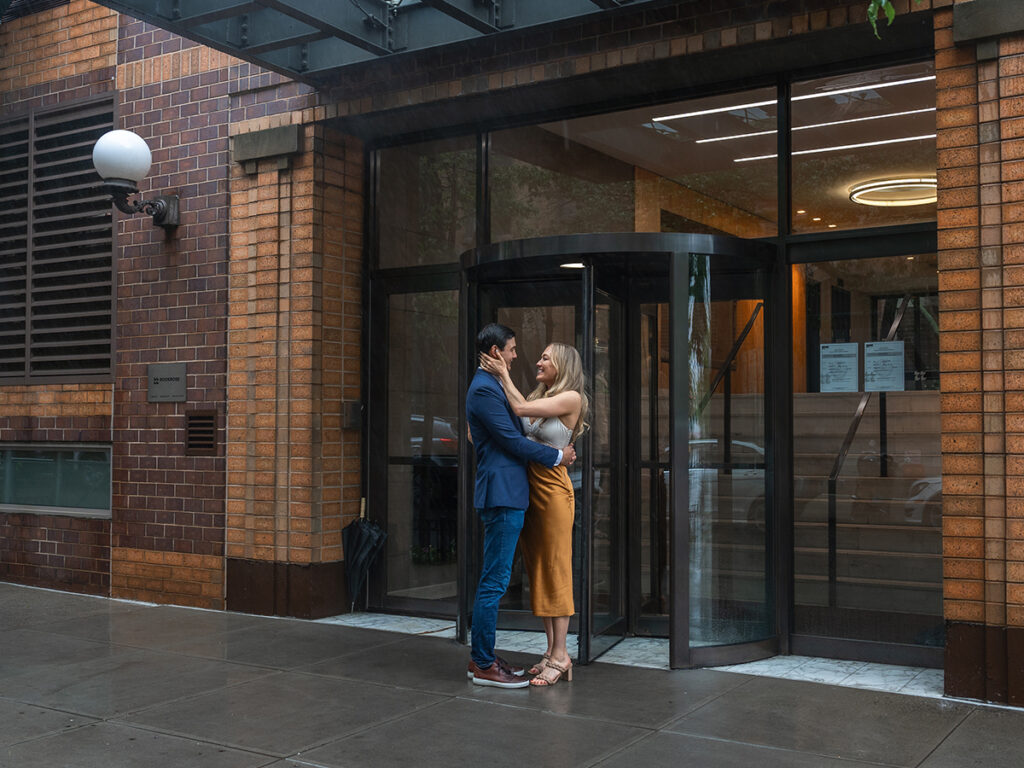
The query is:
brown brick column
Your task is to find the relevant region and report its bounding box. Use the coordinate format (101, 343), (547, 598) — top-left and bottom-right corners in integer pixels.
(226, 123), (362, 619)
(939, 2), (1024, 704)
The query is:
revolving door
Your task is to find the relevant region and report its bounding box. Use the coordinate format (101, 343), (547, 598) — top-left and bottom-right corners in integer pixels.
(459, 233), (776, 667)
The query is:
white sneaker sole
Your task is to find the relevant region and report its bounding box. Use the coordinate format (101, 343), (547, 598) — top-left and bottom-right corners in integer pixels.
(471, 676), (530, 688)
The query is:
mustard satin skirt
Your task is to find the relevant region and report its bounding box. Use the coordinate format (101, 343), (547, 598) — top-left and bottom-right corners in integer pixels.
(520, 462), (575, 617)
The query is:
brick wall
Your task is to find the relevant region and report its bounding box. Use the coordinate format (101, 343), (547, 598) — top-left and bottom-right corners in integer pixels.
(0, 0), (116, 97)
(936, 0), (1024, 704)
(0, 1), (118, 595)
(223, 121), (362, 617)
(108, 16), (240, 609)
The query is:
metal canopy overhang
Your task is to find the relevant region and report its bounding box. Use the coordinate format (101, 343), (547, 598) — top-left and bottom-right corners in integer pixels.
(89, 0), (664, 87)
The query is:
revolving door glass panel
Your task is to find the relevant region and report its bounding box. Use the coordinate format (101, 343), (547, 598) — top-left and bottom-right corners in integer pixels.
(683, 253), (773, 658)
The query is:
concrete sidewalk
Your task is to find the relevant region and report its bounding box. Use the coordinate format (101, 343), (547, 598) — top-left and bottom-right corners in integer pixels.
(0, 582), (1020, 768)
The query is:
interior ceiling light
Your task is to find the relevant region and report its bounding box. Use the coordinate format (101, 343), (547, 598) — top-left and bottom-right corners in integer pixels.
(734, 133), (936, 163)
(652, 75), (935, 123)
(695, 107), (935, 144)
(560, 262), (585, 269)
(849, 177), (937, 206)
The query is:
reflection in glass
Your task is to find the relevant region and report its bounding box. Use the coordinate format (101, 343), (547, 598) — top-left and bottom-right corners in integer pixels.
(688, 255), (770, 646)
(385, 291), (459, 603)
(377, 137), (476, 268)
(792, 255), (942, 646)
(490, 88), (778, 241)
(489, 127), (634, 242)
(640, 304), (671, 620)
(791, 61), (936, 233)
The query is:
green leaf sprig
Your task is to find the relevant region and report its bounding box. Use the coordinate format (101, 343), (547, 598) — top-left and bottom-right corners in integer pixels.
(867, 0), (896, 39)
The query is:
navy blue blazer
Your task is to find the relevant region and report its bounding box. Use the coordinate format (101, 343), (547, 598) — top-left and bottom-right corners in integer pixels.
(466, 368), (560, 511)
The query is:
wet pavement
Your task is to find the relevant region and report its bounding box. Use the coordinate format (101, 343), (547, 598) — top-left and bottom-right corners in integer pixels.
(1, 581), (1022, 767)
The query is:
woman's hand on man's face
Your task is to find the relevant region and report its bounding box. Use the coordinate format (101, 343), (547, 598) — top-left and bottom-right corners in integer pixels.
(479, 352), (506, 376)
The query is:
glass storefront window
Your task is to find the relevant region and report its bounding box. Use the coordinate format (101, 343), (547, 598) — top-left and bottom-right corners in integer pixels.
(0, 445), (111, 515)
(792, 61), (936, 233)
(791, 255), (942, 646)
(385, 291), (459, 603)
(377, 137), (476, 268)
(488, 126), (635, 242)
(490, 87), (778, 242)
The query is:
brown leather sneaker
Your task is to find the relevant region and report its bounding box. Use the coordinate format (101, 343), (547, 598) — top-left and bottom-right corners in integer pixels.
(468, 660), (529, 688)
(466, 656), (525, 679)
(496, 656), (525, 677)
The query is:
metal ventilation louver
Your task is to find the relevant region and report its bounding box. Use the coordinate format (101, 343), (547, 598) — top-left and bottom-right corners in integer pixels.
(185, 411), (217, 456)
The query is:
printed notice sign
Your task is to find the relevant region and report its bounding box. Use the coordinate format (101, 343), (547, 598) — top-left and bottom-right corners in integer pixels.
(820, 343), (858, 392)
(148, 362), (187, 402)
(864, 341), (905, 392)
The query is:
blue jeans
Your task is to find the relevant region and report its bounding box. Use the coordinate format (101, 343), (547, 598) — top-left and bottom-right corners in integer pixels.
(470, 506), (525, 669)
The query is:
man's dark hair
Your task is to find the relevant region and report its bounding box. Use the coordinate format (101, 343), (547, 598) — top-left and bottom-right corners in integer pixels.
(477, 323), (515, 355)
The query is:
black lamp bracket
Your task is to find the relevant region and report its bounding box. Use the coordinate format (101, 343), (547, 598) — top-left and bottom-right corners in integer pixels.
(104, 180), (179, 230)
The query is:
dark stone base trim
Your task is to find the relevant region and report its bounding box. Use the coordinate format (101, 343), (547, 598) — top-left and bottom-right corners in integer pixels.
(945, 621), (1024, 704)
(226, 558), (347, 619)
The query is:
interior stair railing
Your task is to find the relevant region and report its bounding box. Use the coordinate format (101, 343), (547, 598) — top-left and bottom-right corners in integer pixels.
(825, 294), (911, 608)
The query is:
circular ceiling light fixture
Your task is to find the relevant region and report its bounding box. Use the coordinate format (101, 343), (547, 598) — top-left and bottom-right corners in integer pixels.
(849, 177), (937, 207)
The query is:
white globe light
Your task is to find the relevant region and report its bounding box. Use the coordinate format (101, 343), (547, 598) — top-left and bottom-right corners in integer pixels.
(92, 129), (152, 183)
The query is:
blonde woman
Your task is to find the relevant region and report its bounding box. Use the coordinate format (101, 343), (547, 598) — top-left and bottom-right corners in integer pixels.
(480, 342), (588, 686)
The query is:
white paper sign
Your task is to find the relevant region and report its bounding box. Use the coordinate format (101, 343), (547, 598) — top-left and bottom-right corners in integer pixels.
(864, 341), (905, 392)
(820, 343), (858, 392)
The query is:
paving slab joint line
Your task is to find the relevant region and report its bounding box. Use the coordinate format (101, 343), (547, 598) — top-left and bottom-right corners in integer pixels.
(286, 692), (452, 754)
(450, 690), (666, 730)
(0, 711), (102, 752)
(907, 707), (978, 768)
(108, 667), (286, 721)
(581, 725), (662, 767)
(109, 715), (315, 761)
(657, 730), (909, 767)
(287, 759), (335, 768)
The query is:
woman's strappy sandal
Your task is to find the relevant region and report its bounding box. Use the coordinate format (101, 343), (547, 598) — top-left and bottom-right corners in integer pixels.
(530, 658), (572, 686)
(528, 654), (550, 676)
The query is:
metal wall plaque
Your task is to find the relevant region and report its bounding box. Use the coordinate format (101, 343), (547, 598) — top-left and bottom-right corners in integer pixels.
(148, 362), (187, 402)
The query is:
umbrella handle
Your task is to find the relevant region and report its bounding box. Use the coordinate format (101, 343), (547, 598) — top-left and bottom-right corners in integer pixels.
(360, 497), (366, 520)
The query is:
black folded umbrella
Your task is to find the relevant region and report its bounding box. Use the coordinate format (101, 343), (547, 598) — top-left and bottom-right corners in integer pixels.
(342, 510), (387, 611)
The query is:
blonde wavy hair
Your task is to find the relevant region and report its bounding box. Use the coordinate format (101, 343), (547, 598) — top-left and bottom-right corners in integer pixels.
(527, 342), (589, 443)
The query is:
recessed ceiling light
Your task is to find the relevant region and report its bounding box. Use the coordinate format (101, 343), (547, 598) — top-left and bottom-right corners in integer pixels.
(812, 217), (822, 221)
(849, 177), (937, 206)
(828, 224), (837, 228)
(734, 133), (936, 163)
(695, 107), (936, 145)
(796, 210), (806, 214)
(653, 75), (935, 123)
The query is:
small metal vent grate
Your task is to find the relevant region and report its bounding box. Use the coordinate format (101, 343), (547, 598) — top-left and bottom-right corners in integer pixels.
(185, 411), (217, 456)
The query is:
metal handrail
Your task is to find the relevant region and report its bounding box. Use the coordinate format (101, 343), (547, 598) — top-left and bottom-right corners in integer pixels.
(694, 301), (764, 418)
(826, 294), (911, 607)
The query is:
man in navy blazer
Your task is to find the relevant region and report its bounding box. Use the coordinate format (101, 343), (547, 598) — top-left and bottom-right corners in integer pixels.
(465, 323), (575, 688)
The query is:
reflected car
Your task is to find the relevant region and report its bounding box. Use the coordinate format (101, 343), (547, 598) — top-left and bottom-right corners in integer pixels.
(409, 414), (459, 460)
(684, 438), (766, 522)
(903, 476), (941, 526)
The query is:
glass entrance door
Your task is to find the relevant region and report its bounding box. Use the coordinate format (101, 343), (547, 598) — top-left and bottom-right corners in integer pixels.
(461, 233), (775, 668)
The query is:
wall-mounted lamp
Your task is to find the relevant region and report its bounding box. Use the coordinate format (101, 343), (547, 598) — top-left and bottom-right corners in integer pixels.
(92, 129), (179, 230)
